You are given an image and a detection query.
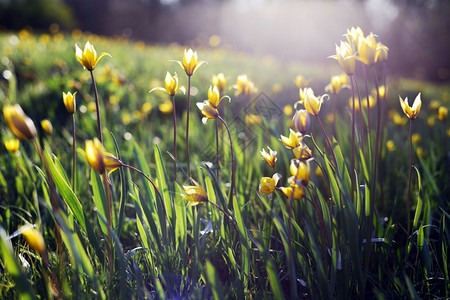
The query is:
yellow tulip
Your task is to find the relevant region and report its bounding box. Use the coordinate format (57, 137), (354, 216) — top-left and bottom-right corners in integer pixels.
(260, 147), (277, 168)
(3, 104), (37, 140)
(280, 128), (303, 149)
(280, 184), (304, 199)
(438, 106), (448, 121)
(75, 41), (111, 71)
(399, 93), (421, 120)
(21, 224), (46, 256)
(304, 88), (327, 116)
(283, 105), (293, 116)
(63, 91), (77, 114)
(386, 140), (396, 152)
(4, 139), (20, 153)
(212, 73), (227, 93)
(207, 85), (221, 108)
(234, 74), (257, 96)
(345, 26), (365, 51)
(292, 143), (312, 161)
(41, 119), (53, 135)
(329, 41), (357, 76)
(196, 100), (219, 124)
(164, 72), (185, 96)
(357, 33), (378, 66)
(375, 42), (389, 62)
(259, 173), (281, 194)
(292, 109), (310, 134)
(85, 138), (106, 174)
(182, 185), (208, 207)
(159, 100), (173, 114)
(177, 48), (206, 76)
(289, 159), (311, 186)
(325, 74), (348, 94)
(103, 152), (123, 176)
(294, 75), (309, 89)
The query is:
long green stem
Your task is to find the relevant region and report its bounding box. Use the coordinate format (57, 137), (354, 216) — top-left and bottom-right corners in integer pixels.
(71, 115), (76, 192)
(316, 115), (337, 168)
(172, 95), (177, 183)
(101, 172), (113, 290)
(90, 70), (103, 143)
(215, 119), (220, 180)
(218, 116), (236, 196)
(186, 76), (191, 177)
(207, 200), (237, 231)
(350, 75), (356, 201)
(407, 119), (413, 234)
(354, 72), (365, 151)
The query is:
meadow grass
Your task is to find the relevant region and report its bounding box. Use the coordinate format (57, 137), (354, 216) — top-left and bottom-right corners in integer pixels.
(0, 28), (449, 299)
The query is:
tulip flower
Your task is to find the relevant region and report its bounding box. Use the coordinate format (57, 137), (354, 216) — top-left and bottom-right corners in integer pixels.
(41, 119), (53, 135)
(233, 74), (257, 96)
(304, 88), (327, 117)
(85, 138), (106, 174)
(259, 173), (281, 194)
(21, 224), (46, 256)
(207, 85), (230, 108)
(329, 41), (357, 76)
(357, 33), (378, 66)
(292, 143), (312, 161)
(182, 185), (208, 207)
(325, 74), (349, 94)
(280, 184), (304, 200)
(196, 100), (219, 124)
(4, 139), (19, 153)
(292, 109), (310, 134)
(150, 72), (185, 97)
(260, 147), (277, 168)
(294, 75), (309, 89)
(3, 104), (37, 140)
(280, 128), (303, 149)
(345, 26), (365, 51)
(289, 160), (311, 186)
(399, 93), (421, 120)
(438, 106), (448, 121)
(212, 73), (227, 94)
(63, 91), (77, 114)
(174, 48), (206, 76)
(375, 42), (389, 62)
(75, 41), (111, 71)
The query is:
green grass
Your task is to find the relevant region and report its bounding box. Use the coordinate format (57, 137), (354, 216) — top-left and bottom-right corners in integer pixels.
(0, 29), (449, 299)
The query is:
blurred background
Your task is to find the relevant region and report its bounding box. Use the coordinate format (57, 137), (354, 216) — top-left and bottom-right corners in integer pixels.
(1, 0), (450, 83)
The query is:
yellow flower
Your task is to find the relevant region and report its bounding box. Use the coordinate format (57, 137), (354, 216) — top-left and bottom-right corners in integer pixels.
(280, 128), (303, 149)
(85, 138), (106, 174)
(280, 184), (304, 199)
(196, 101), (219, 124)
(362, 95), (376, 109)
(345, 26), (365, 51)
(260, 147), (277, 168)
(207, 85), (224, 108)
(304, 88), (327, 116)
(292, 109), (310, 134)
(21, 224), (46, 256)
(41, 119), (53, 135)
(416, 147), (425, 158)
(386, 140), (396, 152)
(294, 75), (309, 89)
(438, 106), (448, 121)
(298, 87), (308, 104)
(103, 152), (123, 176)
(349, 97), (361, 112)
(289, 159), (311, 186)
(427, 116), (435, 127)
(234, 74), (257, 96)
(392, 112), (408, 126)
(182, 185), (208, 207)
(176, 48), (206, 76)
(164, 72), (185, 96)
(399, 93), (421, 120)
(259, 173), (281, 194)
(325, 74), (348, 94)
(3, 104), (37, 140)
(75, 41), (111, 71)
(292, 143), (312, 161)
(159, 100), (173, 114)
(212, 73), (227, 93)
(315, 166), (323, 177)
(357, 33), (378, 66)
(375, 42), (389, 62)
(63, 91), (77, 114)
(428, 100), (440, 112)
(283, 105), (293, 116)
(412, 133), (421, 144)
(329, 41), (357, 76)
(373, 85), (387, 99)
(4, 139), (20, 153)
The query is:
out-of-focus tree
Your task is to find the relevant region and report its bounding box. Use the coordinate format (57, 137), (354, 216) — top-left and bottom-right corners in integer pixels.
(0, 0), (76, 30)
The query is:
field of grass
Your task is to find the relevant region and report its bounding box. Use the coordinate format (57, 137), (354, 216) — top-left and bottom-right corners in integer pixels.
(0, 28), (449, 299)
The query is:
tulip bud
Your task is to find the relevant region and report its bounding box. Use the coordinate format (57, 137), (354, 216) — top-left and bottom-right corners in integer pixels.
(41, 119), (53, 135)
(21, 225), (46, 256)
(85, 138), (105, 174)
(3, 104), (37, 140)
(4, 139), (20, 153)
(63, 91), (77, 114)
(292, 109), (310, 134)
(182, 185), (208, 207)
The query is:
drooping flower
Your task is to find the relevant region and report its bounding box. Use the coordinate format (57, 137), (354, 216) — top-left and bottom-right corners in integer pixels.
(399, 93), (422, 120)
(329, 41), (357, 76)
(103, 152), (123, 176)
(280, 128), (303, 149)
(260, 147), (277, 168)
(63, 91), (77, 114)
(85, 138), (106, 174)
(75, 41), (111, 71)
(3, 104), (37, 140)
(181, 184), (208, 207)
(197, 101), (219, 125)
(280, 184), (304, 199)
(259, 173), (281, 194)
(292, 109), (310, 134)
(4, 139), (19, 153)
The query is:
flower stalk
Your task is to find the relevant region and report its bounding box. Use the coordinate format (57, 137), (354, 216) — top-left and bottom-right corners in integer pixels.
(218, 115), (236, 196)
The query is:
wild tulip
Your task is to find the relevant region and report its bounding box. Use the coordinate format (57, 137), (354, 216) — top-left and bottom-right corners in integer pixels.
(280, 184), (304, 200)
(438, 106), (448, 121)
(182, 185), (208, 207)
(292, 143), (312, 161)
(41, 119), (53, 135)
(63, 91), (77, 114)
(85, 138), (106, 174)
(292, 109), (310, 134)
(329, 41), (357, 76)
(376, 42), (389, 62)
(289, 160), (311, 186)
(196, 101), (219, 124)
(21, 224), (46, 256)
(304, 88), (327, 117)
(399, 93), (422, 120)
(345, 26), (365, 51)
(260, 147), (277, 168)
(357, 33), (378, 66)
(280, 128), (303, 149)
(3, 104), (37, 140)
(4, 139), (19, 153)
(259, 173), (281, 194)
(212, 73), (227, 94)
(75, 41), (111, 71)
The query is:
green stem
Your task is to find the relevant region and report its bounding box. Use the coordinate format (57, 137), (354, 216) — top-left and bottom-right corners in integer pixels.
(316, 115), (337, 168)
(350, 75), (356, 201)
(90, 70), (103, 143)
(218, 116), (236, 196)
(215, 118), (220, 180)
(72, 115), (76, 192)
(186, 76), (191, 177)
(407, 119), (412, 234)
(354, 71), (365, 151)
(172, 95), (177, 183)
(101, 172), (113, 289)
(207, 200), (237, 231)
